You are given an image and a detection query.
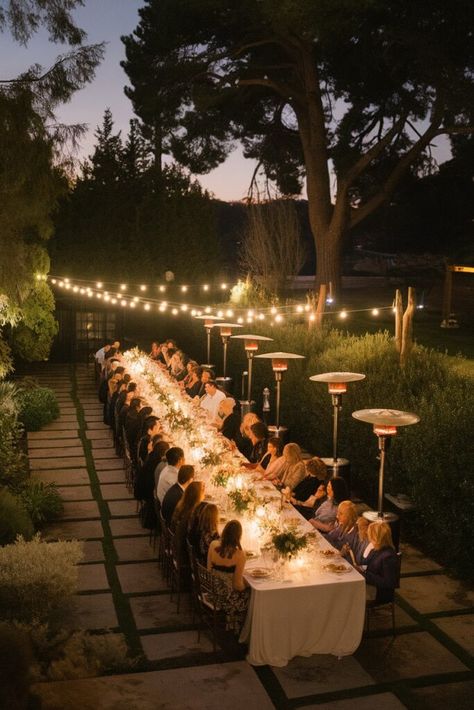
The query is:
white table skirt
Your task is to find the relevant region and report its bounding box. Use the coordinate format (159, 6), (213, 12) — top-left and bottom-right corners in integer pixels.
(240, 572), (365, 666)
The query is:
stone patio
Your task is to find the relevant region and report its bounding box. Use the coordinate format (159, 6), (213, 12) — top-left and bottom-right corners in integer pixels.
(24, 364), (474, 710)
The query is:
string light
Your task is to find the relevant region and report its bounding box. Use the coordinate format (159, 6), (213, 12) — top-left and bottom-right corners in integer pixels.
(120, 284), (127, 290)
(275, 314), (283, 323)
(203, 284), (209, 291)
(340, 310), (347, 319)
(96, 281), (102, 288)
(144, 303), (150, 311)
(159, 285), (166, 292)
(372, 308), (379, 316)
(140, 285), (147, 292)
(181, 285), (188, 293)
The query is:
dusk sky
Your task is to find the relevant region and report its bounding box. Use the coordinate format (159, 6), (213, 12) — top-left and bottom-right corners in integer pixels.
(1, 0), (450, 201)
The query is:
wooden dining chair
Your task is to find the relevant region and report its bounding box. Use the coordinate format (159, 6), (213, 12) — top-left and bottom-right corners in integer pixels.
(365, 552), (402, 635)
(195, 561), (226, 652)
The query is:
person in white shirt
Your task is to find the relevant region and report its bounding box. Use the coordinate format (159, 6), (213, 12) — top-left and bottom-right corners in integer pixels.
(156, 446), (185, 503)
(200, 381), (226, 420)
(95, 341), (111, 368)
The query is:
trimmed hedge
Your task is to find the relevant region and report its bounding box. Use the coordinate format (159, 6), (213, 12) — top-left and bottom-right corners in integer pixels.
(242, 325), (474, 580)
(0, 490), (34, 546)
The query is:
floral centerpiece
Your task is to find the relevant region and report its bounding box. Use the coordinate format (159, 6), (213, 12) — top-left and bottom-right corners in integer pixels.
(271, 524), (308, 560)
(211, 469), (232, 488)
(227, 486), (258, 514)
(200, 449), (223, 468)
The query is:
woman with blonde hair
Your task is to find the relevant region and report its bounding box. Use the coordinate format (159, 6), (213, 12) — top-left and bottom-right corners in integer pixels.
(279, 443), (306, 490)
(354, 521), (399, 603)
(325, 500), (358, 549)
(234, 412), (261, 457)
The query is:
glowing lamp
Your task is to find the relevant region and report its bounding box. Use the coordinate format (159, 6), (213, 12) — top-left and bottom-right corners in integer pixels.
(231, 334), (274, 405)
(328, 382), (347, 394)
(256, 352), (305, 432)
(272, 359), (288, 372)
(352, 408), (419, 518)
(211, 322), (242, 377)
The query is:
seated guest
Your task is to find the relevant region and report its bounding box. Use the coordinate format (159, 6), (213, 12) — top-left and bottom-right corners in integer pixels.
(200, 380), (226, 420)
(115, 385), (138, 453)
(137, 415), (160, 467)
(124, 397), (142, 457)
(196, 368), (214, 398)
(342, 515), (370, 565)
(170, 480), (205, 562)
(258, 437), (286, 479)
(354, 522), (400, 604)
(309, 477), (348, 532)
(235, 412), (261, 459)
(184, 366), (203, 398)
(190, 503), (220, 564)
(216, 398), (241, 442)
(279, 443), (306, 490)
(149, 341), (161, 360)
(181, 360), (199, 389)
(289, 457), (328, 519)
(248, 422), (269, 465)
(154, 441), (171, 492)
(156, 447), (185, 503)
(161, 464), (195, 526)
(325, 501), (358, 550)
(207, 520), (250, 632)
(170, 350), (187, 380)
(161, 339), (177, 367)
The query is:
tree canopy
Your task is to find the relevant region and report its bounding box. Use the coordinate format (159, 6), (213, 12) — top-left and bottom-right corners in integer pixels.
(0, 0), (104, 366)
(122, 0), (473, 291)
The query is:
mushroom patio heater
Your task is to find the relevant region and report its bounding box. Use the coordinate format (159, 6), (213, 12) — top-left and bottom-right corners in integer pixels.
(212, 323), (242, 378)
(231, 334), (273, 415)
(256, 351), (305, 436)
(352, 408), (419, 521)
(309, 372), (365, 484)
(194, 315), (223, 369)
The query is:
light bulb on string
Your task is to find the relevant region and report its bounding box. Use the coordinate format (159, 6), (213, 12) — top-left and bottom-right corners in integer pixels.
(64, 278), (70, 284)
(159, 285), (166, 292)
(221, 283), (227, 290)
(204, 306), (211, 314)
(73, 286), (79, 293)
(172, 307), (178, 315)
(270, 306), (277, 315)
(130, 302), (136, 308)
(339, 310), (347, 319)
(120, 284), (127, 291)
(203, 284), (209, 291)
(181, 304), (188, 311)
(275, 314), (283, 323)
(144, 303), (150, 311)
(181, 285), (188, 293)
(51, 279), (57, 284)
(372, 308), (379, 316)
(96, 282), (102, 288)
(226, 309), (233, 317)
(140, 285), (147, 292)
(258, 313), (265, 321)
(120, 300), (127, 307)
(296, 305), (304, 313)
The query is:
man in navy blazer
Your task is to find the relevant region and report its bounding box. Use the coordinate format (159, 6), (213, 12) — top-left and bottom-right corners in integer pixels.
(161, 465), (195, 526)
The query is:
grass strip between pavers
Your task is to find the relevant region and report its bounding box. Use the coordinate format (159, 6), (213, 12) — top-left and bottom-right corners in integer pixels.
(70, 364), (145, 662)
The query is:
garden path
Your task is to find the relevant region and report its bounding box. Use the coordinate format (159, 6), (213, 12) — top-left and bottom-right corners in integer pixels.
(21, 363), (473, 709)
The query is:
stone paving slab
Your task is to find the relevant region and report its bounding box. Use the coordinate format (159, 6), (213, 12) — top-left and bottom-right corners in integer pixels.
(78, 563), (109, 592)
(44, 415), (78, 424)
(44, 519), (104, 540)
(130, 594), (191, 631)
(57, 485), (93, 501)
(62, 500), (101, 520)
(95, 459), (128, 471)
(57, 406), (77, 415)
(108, 500), (138, 516)
(97, 469), (125, 484)
(92, 448), (122, 460)
(141, 630), (214, 661)
(100, 483), (130, 500)
(28, 429), (79, 440)
(90, 439), (114, 449)
(109, 518), (148, 537)
(400, 543), (442, 573)
(34, 469), (90, 485)
(82, 407), (104, 414)
(299, 693), (406, 710)
(80, 540), (105, 563)
(33, 662), (275, 710)
(32, 456), (87, 469)
(41, 420), (78, 431)
(398, 575), (474, 614)
(68, 593), (118, 630)
(409, 680), (474, 710)
(28, 437), (81, 449)
(433, 613), (474, 655)
(114, 537), (157, 562)
(29, 446), (85, 458)
(366, 604), (417, 631)
(85, 430), (112, 440)
(355, 631), (468, 682)
(116, 562), (167, 594)
(85, 421), (109, 430)
(272, 654), (374, 699)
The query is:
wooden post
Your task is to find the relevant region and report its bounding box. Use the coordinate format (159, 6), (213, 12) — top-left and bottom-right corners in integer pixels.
(394, 289), (403, 353)
(315, 283), (326, 329)
(400, 287), (416, 366)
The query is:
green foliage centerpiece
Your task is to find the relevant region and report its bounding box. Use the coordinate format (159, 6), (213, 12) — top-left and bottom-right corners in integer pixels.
(211, 469), (231, 488)
(271, 524), (308, 561)
(227, 486), (258, 515)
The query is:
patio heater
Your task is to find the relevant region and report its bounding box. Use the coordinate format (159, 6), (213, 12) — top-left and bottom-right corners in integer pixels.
(230, 334), (273, 416)
(309, 372), (365, 486)
(194, 315), (223, 369)
(352, 408), (419, 522)
(255, 351), (305, 437)
(212, 322), (242, 393)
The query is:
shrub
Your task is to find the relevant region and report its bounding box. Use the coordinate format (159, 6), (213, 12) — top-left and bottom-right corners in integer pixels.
(0, 623), (33, 710)
(0, 535), (83, 623)
(0, 489), (34, 545)
(17, 386), (60, 431)
(19, 480), (64, 528)
(13, 623), (138, 681)
(0, 384), (28, 490)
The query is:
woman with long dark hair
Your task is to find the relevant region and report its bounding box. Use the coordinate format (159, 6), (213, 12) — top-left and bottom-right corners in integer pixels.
(207, 520), (249, 632)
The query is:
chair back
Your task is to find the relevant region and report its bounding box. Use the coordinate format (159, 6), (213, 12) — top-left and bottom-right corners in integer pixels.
(195, 561), (222, 607)
(395, 551), (402, 589)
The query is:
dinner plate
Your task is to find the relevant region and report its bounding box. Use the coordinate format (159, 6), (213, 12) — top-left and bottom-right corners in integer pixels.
(247, 567), (272, 579)
(319, 549), (338, 557)
(324, 563), (351, 574)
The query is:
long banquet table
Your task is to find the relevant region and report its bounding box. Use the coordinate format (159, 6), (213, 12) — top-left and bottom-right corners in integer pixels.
(122, 350), (366, 667)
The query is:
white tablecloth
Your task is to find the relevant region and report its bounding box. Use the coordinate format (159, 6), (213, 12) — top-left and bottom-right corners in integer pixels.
(240, 503), (366, 666)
